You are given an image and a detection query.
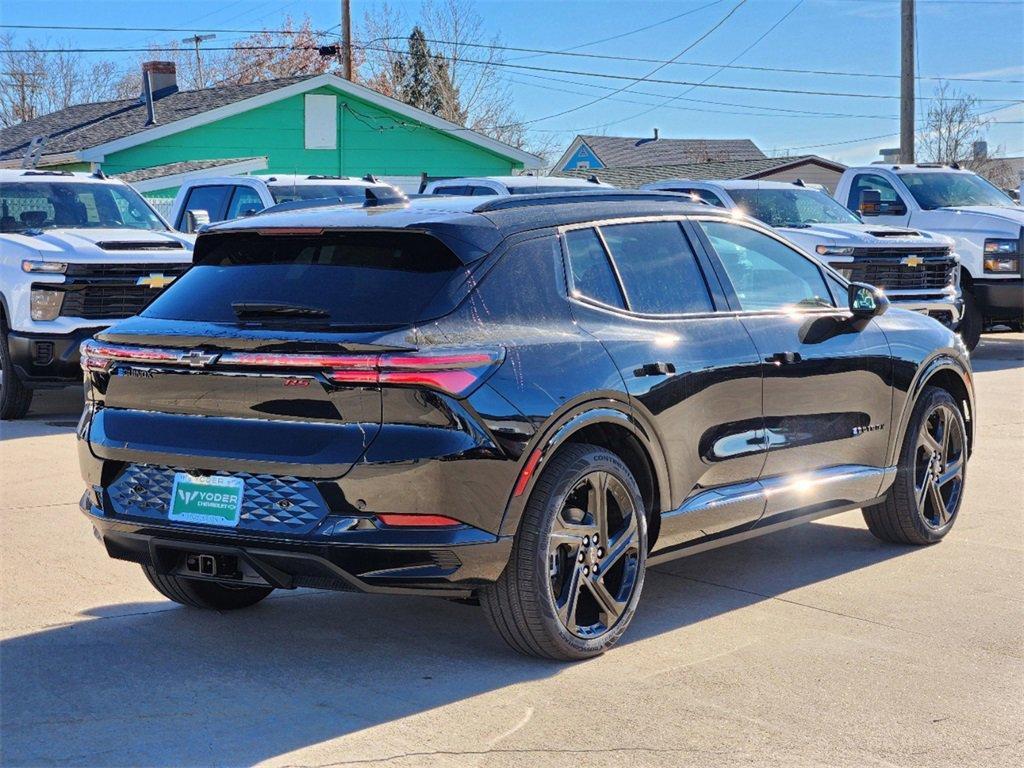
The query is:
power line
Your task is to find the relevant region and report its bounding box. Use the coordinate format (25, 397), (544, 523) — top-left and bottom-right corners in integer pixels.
(362, 37), (1024, 85)
(506, 0), (751, 127)
(0, 22), (336, 36)
(575, 0), (807, 133)
(358, 45), (1024, 104)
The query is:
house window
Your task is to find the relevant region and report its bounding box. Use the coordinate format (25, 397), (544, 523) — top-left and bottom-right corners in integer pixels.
(575, 161), (590, 169)
(304, 94), (337, 149)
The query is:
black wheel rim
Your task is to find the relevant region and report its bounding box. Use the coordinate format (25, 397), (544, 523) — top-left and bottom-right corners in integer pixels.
(547, 471), (641, 639)
(914, 403), (965, 529)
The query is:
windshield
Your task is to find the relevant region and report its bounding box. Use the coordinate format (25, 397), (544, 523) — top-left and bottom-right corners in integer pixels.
(269, 184), (396, 204)
(0, 180), (167, 233)
(727, 187), (861, 228)
(900, 172), (1015, 209)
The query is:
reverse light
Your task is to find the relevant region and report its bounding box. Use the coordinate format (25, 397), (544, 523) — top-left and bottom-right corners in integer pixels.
(30, 289), (64, 320)
(21, 260), (67, 274)
(816, 245), (855, 256)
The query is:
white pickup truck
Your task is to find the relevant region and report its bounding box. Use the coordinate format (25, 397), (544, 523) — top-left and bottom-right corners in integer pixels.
(169, 174), (401, 232)
(641, 178), (962, 332)
(0, 169), (193, 419)
(835, 164), (1023, 347)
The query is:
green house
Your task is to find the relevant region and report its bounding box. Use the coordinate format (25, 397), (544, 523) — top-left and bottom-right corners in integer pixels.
(0, 62), (541, 198)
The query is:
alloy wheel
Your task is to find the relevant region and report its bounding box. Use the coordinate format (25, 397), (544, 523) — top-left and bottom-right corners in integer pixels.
(547, 471), (642, 639)
(914, 403), (965, 528)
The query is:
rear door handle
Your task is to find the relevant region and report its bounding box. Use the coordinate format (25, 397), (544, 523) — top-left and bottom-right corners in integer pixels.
(766, 351), (802, 365)
(634, 362), (676, 377)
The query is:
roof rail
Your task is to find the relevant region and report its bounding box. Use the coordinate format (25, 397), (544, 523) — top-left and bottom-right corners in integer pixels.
(472, 190), (699, 213)
(22, 169), (74, 177)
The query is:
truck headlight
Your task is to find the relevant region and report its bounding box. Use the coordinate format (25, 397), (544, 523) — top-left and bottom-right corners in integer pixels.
(21, 260), (68, 274)
(30, 289), (64, 320)
(983, 239), (1020, 274)
(816, 245), (855, 256)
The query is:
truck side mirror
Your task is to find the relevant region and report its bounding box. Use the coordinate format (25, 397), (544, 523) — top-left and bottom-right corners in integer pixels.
(858, 189), (882, 216)
(185, 209), (210, 233)
(849, 282), (889, 318)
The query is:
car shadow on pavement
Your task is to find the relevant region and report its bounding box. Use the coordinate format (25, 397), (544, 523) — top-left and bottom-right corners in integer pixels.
(971, 333), (1023, 373)
(1, 519), (912, 767)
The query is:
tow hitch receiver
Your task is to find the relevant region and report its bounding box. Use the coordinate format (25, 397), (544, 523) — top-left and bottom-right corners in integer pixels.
(186, 553), (242, 580)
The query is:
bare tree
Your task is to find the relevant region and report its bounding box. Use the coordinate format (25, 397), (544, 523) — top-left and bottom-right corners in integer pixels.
(359, 0), (539, 153)
(0, 34), (129, 126)
(918, 82), (990, 166)
(223, 15), (345, 86)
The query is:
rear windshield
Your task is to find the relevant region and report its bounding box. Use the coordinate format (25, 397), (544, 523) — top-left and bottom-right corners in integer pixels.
(142, 231), (469, 329)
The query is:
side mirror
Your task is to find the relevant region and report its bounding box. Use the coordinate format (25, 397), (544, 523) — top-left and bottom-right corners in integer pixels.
(185, 209), (210, 233)
(858, 189), (881, 216)
(849, 282), (889, 318)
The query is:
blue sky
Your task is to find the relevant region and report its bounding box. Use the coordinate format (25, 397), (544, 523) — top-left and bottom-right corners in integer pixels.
(2, 0), (1022, 164)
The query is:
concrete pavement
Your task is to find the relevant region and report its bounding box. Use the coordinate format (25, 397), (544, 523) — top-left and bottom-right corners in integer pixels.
(1, 334), (1022, 767)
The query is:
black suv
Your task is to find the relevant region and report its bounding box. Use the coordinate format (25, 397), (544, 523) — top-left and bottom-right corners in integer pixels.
(77, 192), (974, 660)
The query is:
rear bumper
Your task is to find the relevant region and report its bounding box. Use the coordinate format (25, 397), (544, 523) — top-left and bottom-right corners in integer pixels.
(81, 493), (513, 597)
(7, 327), (101, 388)
(973, 278), (1023, 320)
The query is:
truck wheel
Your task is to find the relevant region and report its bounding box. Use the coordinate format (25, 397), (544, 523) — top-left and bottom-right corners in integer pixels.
(142, 565), (274, 610)
(862, 386), (967, 545)
(958, 290), (982, 351)
(480, 444), (647, 660)
(0, 327), (33, 420)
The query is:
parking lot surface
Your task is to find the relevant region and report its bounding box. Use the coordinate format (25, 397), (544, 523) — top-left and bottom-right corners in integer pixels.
(1, 334), (1022, 768)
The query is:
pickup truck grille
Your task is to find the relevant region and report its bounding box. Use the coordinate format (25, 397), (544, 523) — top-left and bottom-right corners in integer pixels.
(842, 249), (955, 292)
(58, 262), (190, 320)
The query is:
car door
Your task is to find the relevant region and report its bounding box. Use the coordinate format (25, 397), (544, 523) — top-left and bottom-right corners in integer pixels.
(561, 218), (768, 549)
(692, 218), (893, 520)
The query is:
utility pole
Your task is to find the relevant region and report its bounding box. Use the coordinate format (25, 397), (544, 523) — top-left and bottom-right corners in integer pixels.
(900, 0), (915, 164)
(341, 0), (353, 80)
(182, 33), (216, 88)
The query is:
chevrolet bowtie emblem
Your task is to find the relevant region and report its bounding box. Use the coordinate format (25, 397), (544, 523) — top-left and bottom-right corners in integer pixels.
(179, 350), (220, 368)
(902, 256), (923, 268)
(137, 273), (176, 289)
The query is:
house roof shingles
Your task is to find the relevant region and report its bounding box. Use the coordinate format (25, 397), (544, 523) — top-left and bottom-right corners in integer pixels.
(577, 135), (766, 167)
(556, 155), (846, 188)
(0, 77), (310, 161)
(115, 157), (266, 183)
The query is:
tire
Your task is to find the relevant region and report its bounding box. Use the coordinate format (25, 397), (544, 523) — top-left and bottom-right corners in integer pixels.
(958, 289), (982, 351)
(481, 443), (647, 660)
(862, 386), (967, 545)
(142, 565), (273, 610)
(0, 325), (33, 420)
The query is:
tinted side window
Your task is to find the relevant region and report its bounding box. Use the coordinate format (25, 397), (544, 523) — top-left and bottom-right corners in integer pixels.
(564, 228), (625, 309)
(600, 221), (713, 315)
(848, 173), (906, 214)
(699, 221), (834, 311)
(433, 185), (470, 196)
(181, 185), (231, 225)
(225, 186), (264, 220)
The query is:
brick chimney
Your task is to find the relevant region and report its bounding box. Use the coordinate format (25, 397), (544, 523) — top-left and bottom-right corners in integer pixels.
(140, 61), (178, 126)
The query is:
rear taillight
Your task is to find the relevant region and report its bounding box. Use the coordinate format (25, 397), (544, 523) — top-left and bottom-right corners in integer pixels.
(80, 340), (179, 372)
(79, 340), (503, 397)
(329, 348), (504, 396)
